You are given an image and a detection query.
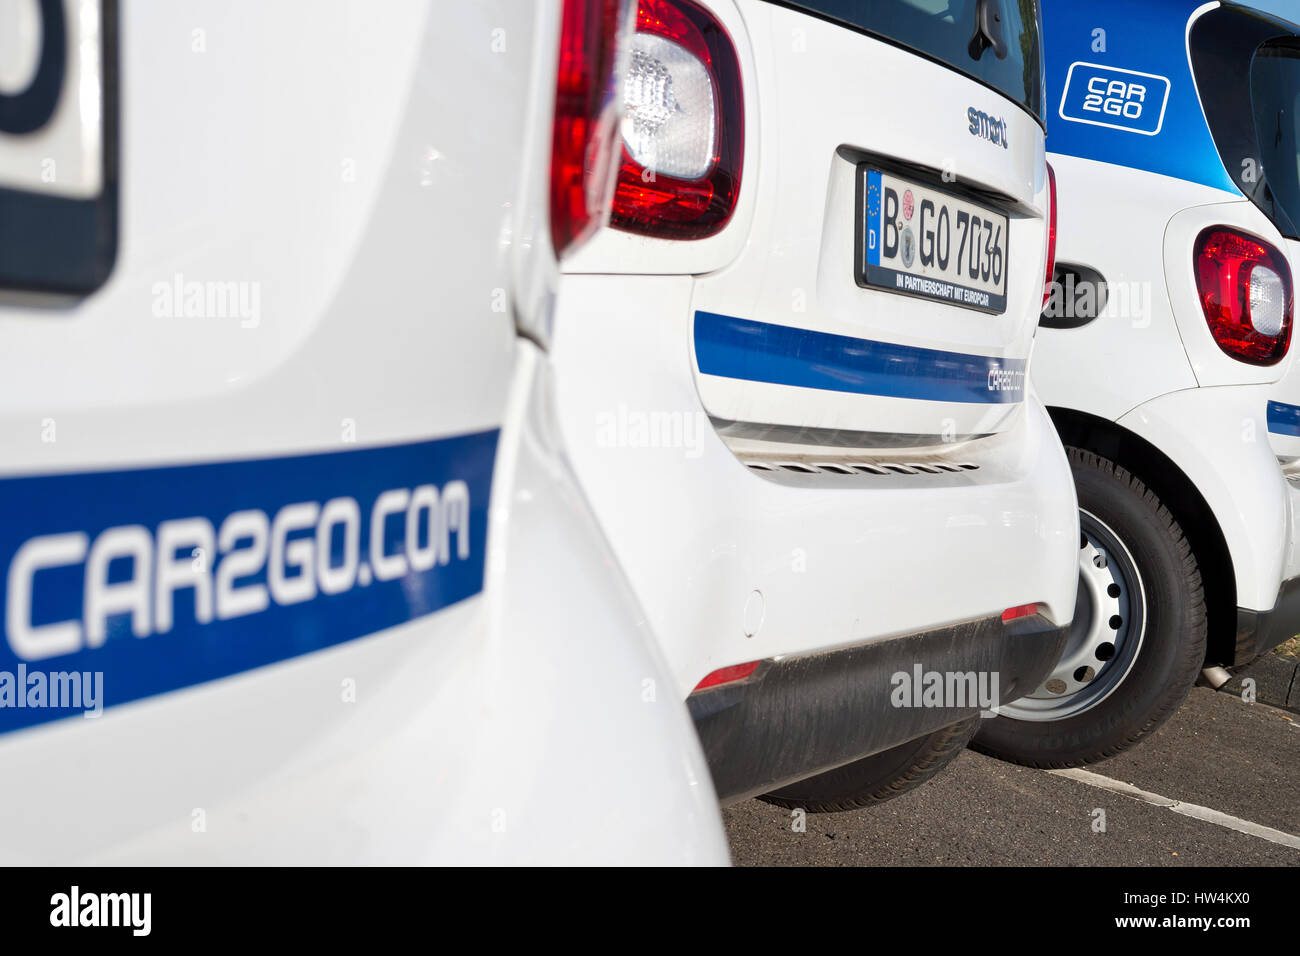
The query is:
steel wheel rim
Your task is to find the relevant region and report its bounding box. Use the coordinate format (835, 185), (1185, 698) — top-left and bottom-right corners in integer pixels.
(998, 509), (1147, 721)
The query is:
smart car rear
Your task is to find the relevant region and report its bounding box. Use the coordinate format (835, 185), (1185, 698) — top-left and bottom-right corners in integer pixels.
(549, 0), (1078, 807)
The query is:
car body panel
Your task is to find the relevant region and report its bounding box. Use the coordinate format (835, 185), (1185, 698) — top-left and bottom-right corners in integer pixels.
(552, 273), (1077, 696)
(1116, 384), (1289, 612)
(1037, 0), (1300, 641)
(1043, 0), (1237, 193)
(0, 0), (727, 864)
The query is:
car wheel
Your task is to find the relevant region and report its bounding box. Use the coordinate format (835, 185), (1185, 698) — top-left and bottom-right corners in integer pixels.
(972, 447), (1207, 767)
(759, 718), (978, 813)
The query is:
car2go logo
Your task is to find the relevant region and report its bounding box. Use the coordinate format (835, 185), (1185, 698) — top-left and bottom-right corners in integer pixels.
(0, 432), (498, 734)
(1058, 62), (1171, 136)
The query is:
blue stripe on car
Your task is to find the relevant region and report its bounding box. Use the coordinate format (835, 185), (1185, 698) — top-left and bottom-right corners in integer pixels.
(0, 431), (498, 734)
(1268, 400), (1300, 436)
(693, 311), (1025, 404)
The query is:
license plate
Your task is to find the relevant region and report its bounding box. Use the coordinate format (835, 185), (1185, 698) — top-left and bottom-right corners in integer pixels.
(0, 0), (117, 296)
(857, 167), (1009, 314)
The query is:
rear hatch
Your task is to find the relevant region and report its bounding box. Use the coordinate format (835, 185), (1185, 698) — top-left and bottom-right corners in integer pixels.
(693, 0), (1051, 458)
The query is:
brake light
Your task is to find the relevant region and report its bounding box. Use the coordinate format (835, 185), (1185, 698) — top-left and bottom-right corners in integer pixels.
(1002, 603), (1040, 623)
(610, 0), (743, 239)
(1194, 227), (1294, 366)
(693, 660), (760, 691)
(550, 0), (634, 258)
(1041, 163), (1057, 309)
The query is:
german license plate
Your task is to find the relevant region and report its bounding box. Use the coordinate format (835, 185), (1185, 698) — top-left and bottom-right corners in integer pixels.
(857, 167), (1008, 314)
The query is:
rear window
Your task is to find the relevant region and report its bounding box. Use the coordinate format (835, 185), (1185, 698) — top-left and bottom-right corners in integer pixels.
(1252, 42), (1300, 239)
(767, 0), (1043, 119)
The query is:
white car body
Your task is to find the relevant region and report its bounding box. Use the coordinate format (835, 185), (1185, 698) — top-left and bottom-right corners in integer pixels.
(551, 0), (1078, 802)
(0, 0), (728, 864)
(1035, 0), (1300, 669)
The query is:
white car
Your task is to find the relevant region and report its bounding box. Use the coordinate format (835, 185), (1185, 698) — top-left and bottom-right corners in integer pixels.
(549, 0), (1077, 809)
(975, 0), (1300, 767)
(0, 0), (1075, 865)
(0, 0), (729, 864)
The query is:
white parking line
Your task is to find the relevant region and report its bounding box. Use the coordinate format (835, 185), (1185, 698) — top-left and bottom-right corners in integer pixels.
(1048, 767), (1300, 851)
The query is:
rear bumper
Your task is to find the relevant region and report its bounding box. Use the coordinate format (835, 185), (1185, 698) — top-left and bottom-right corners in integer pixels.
(688, 613), (1068, 805)
(1234, 575), (1300, 667)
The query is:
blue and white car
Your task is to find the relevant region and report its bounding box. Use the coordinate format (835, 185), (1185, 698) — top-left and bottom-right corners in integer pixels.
(0, 0), (1077, 864)
(0, 0), (730, 864)
(550, 0), (1077, 809)
(975, 0), (1300, 767)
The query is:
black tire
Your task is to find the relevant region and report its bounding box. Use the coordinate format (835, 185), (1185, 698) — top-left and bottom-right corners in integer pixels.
(972, 447), (1207, 767)
(759, 718), (978, 813)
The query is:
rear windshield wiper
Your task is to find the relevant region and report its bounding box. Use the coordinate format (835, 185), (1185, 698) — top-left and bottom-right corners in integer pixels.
(969, 0), (1008, 61)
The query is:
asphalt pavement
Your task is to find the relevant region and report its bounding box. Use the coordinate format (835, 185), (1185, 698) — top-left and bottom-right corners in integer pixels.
(725, 662), (1300, 866)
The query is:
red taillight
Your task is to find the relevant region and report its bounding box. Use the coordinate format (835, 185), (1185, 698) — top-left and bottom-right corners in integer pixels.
(1194, 227), (1294, 366)
(610, 0), (743, 239)
(1041, 163), (1057, 309)
(693, 660), (760, 691)
(550, 0), (634, 258)
(1002, 603), (1040, 623)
